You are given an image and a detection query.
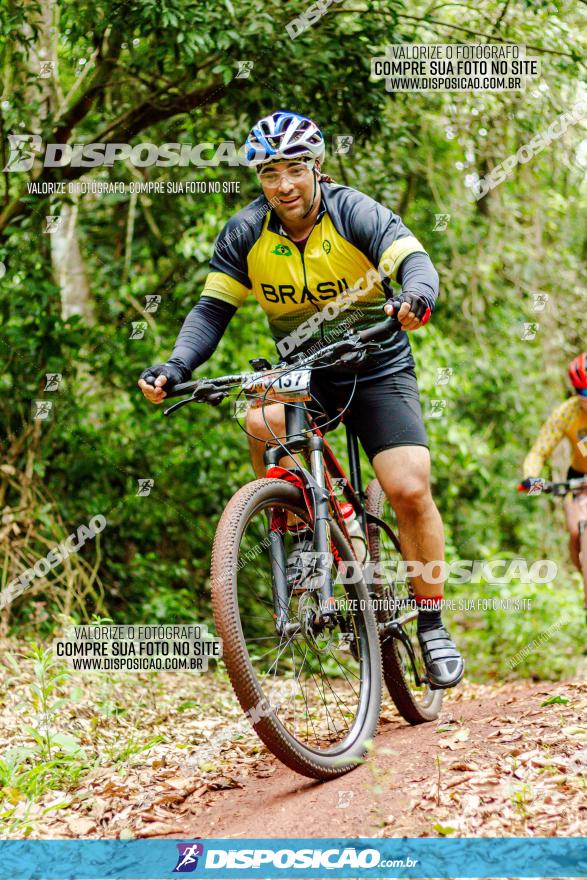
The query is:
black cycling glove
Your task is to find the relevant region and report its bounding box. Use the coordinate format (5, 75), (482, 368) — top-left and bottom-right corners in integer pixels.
(392, 291), (432, 325)
(139, 357), (191, 391)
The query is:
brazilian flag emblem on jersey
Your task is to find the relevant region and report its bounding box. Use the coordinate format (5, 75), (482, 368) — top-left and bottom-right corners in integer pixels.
(271, 244), (292, 256)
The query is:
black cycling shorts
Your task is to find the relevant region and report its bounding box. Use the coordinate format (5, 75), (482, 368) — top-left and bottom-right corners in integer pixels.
(308, 365), (429, 462)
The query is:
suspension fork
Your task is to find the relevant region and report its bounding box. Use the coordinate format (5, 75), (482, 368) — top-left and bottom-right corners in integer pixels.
(307, 434), (336, 617)
(264, 404), (335, 631)
(263, 442), (292, 636)
(284, 403), (335, 618)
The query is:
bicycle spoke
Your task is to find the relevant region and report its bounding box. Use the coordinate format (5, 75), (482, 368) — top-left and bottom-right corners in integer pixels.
(230, 494), (374, 755)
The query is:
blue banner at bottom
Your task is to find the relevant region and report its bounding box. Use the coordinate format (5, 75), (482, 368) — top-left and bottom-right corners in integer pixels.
(0, 837), (585, 879)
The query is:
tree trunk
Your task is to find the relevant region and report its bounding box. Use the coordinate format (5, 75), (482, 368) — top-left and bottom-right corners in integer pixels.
(50, 200), (94, 323)
(24, 0), (94, 324)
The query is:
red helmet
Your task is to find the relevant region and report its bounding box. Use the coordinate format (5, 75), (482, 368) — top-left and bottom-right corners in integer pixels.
(568, 353), (587, 391)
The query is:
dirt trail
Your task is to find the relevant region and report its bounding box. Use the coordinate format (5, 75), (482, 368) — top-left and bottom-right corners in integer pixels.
(7, 662), (584, 841)
(160, 677), (587, 839)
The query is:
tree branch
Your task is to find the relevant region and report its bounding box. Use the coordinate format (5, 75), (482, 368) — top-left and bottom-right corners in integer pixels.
(490, 0), (511, 36)
(56, 45), (100, 118)
(392, 14), (582, 59)
(0, 77), (250, 235)
(53, 24), (125, 143)
(90, 78), (248, 147)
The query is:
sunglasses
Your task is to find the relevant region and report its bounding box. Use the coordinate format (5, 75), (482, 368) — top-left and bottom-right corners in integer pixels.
(258, 161), (314, 187)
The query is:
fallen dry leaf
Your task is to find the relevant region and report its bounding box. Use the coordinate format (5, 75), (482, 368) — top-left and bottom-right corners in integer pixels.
(444, 773), (477, 788)
(437, 728), (471, 750)
(66, 817), (97, 836)
(136, 823), (186, 837)
(448, 761), (480, 771)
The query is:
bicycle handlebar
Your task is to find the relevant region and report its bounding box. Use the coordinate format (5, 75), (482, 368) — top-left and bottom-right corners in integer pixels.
(164, 374), (245, 400)
(161, 297), (404, 409)
(518, 476), (587, 497)
(357, 315), (401, 343)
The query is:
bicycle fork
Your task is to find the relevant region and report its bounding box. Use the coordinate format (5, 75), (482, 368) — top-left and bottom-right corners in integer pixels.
(265, 404), (336, 636)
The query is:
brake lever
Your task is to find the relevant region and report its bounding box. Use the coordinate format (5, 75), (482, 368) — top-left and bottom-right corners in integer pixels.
(163, 396), (196, 416)
(325, 339), (383, 366)
(308, 335), (360, 367)
(163, 381), (225, 417)
(339, 348), (369, 365)
(207, 391), (227, 406)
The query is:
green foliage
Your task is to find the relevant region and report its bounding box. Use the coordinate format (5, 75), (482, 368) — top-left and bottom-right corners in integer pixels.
(0, 0), (585, 683)
(0, 645), (92, 833)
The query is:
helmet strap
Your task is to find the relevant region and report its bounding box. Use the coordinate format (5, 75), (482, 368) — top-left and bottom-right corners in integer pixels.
(302, 167), (319, 219)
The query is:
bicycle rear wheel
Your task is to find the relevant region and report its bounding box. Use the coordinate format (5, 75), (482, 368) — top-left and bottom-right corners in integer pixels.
(366, 479), (442, 723)
(579, 520), (587, 611)
(211, 478), (382, 779)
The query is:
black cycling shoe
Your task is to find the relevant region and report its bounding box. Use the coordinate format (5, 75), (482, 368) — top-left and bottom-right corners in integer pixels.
(285, 528), (314, 593)
(418, 624), (465, 690)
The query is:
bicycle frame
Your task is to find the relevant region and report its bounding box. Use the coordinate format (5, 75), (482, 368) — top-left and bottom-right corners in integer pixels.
(262, 398), (401, 632)
(161, 303), (406, 632)
(571, 492), (587, 598)
(521, 475), (587, 608)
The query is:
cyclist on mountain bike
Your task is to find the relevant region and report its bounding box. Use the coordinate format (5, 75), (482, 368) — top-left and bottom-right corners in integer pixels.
(522, 352), (587, 605)
(138, 110), (464, 690)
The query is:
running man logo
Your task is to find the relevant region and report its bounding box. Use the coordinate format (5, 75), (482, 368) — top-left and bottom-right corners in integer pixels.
(130, 321), (148, 339)
(433, 213), (451, 231)
(271, 244), (292, 256)
(532, 293), (549, 311)
(3, 134), (43, 171)
(173, 842), (204, 873)
(436, 367), (454, 386)
(44, 215), (62, 234)
(429, 399), (447, 419)
(521, 322), (539, 340)
(144, 294), (161, 313)
(38, 61), (55, 79)
(44, 373), (63, 392)
(235, 60), (253, 79)
(333, 135), (354, 155)
(32, 400), (53, 421)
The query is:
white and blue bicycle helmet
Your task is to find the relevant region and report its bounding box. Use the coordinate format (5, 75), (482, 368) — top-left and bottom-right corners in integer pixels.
(243, 111), (325, 168)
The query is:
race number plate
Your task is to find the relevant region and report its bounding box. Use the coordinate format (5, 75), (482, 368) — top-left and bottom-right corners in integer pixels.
(244, 369), (312, 402)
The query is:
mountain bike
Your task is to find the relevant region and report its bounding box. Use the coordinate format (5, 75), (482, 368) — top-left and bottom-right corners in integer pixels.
(163, 302), (442, 779)
(519, 475), (587, 611)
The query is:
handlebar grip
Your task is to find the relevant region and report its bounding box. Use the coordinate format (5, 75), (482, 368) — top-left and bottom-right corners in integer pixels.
(356, 317), (398, 344)
(164, 380), (199, 399)
(356, 298), (402, 344)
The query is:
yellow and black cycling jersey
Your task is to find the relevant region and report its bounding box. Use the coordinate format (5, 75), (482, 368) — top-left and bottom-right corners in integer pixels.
(200, 180), (437, 372)
(523, 396), (587, 477)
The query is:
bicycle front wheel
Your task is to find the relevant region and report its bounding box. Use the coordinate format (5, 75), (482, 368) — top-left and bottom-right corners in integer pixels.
(366, 479), (443, 723)
(211, 478), (382, 779)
